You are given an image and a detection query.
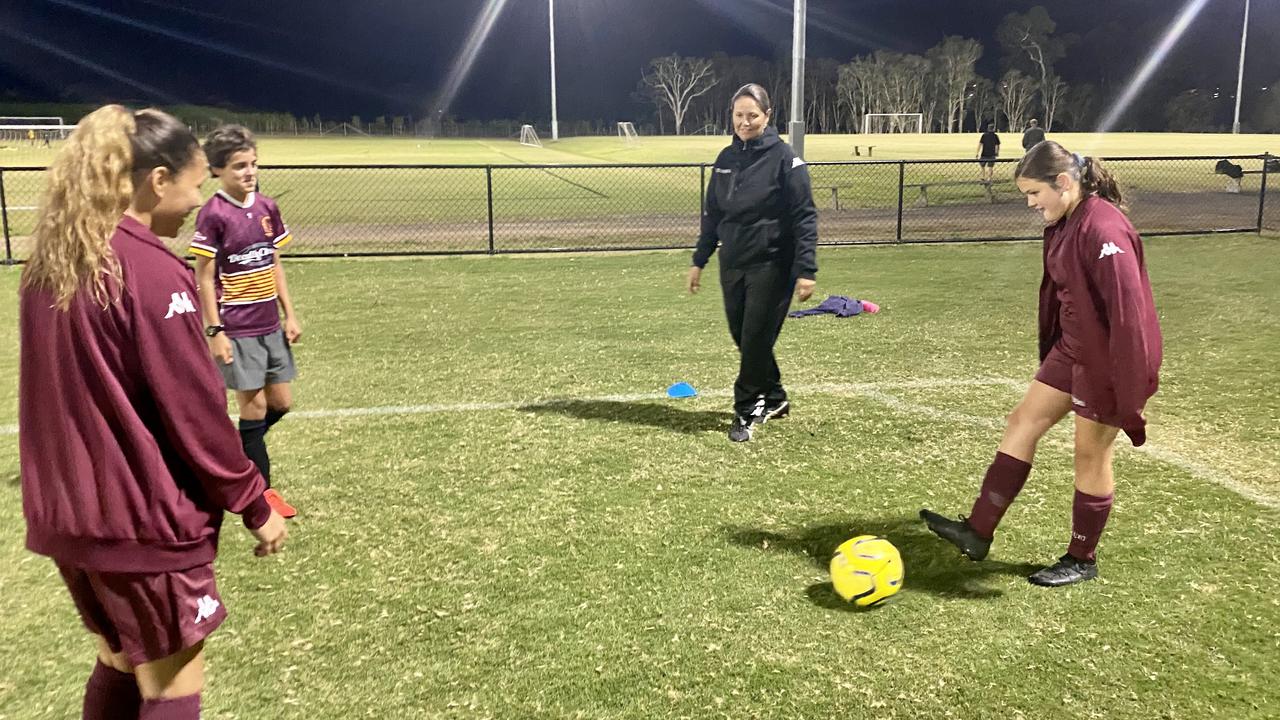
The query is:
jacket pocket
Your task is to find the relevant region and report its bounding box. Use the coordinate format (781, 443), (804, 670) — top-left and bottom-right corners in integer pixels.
(719, 219), (780, 269)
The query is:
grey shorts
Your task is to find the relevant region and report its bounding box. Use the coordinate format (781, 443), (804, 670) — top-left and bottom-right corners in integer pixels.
(218, 329), (297, 391)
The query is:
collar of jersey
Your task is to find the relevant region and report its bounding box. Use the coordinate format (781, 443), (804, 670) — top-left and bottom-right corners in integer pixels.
(216, 190), (256, 208)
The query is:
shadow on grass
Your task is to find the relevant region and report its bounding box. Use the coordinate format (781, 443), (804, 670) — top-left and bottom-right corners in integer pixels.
(522, 400), (727, 434)
(6, 472), (18, 487)
(723, 515), (1040, 608)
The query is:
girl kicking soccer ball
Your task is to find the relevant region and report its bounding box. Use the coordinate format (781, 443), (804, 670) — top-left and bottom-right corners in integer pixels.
(921, 140), (1162, 587)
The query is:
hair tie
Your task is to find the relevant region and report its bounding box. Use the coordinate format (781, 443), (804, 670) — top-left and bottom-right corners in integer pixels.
(1072, 152), (1086, 168)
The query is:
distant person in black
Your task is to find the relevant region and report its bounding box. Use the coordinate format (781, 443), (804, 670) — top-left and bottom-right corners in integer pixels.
(1022, 119), (1046, 152)
(688, 83), (819, 443)
(977, 123), (1001, 182)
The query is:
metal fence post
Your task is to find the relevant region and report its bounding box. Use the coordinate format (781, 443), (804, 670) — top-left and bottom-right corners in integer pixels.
(0, 169), (12, 265)
(486, 166), (495, 254)
(1258, 153), (1271, 235)
(896, 161), (906, 243)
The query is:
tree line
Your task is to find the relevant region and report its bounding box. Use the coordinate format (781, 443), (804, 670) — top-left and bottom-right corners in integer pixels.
(637, 6), (1278, 135)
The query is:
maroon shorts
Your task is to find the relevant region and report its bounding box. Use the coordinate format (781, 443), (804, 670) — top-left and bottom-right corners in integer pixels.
(58, 562), (226, 667)
(1034, 345), (1105, 424)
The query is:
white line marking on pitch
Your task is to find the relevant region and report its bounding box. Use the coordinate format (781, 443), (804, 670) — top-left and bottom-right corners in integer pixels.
(0, 378), (1018, 435)
(3, 375), (1271, 510)
(845, 386), (1280, 511)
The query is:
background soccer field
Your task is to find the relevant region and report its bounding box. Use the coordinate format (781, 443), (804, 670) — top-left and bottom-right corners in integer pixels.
(1, 131), (1275, 166)
(0, 235), (1277, 718)
(2, 133), (1275, 259)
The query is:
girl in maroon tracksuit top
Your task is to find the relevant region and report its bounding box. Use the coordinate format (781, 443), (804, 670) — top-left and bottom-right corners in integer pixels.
(921, 140), (1162, 588)
(19, 106), (287, 720)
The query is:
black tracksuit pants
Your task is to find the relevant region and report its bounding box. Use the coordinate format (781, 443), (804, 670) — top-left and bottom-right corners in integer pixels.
(720, 261), (794, 416)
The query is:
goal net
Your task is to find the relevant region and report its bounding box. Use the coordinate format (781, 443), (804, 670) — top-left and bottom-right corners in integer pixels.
(862, 113), (924, 134)
(0, 116), (63, 126)
(0, 124), (75, 143)
(519, 124), (542, 148)
(617, 121), (638, 145)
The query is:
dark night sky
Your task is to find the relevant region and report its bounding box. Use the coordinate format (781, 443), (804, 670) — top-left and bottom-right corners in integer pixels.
(0, 0), (1276, 126)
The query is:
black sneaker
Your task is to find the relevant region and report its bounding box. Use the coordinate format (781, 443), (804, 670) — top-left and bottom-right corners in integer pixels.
(761, 399), (790, 421)
(728, 415), (756, 442)
(919, 509), (992, 561)
(1028, 554), (1098, 587)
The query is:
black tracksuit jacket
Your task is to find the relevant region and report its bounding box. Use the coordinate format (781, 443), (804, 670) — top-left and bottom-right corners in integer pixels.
(693, 127), (818, 279)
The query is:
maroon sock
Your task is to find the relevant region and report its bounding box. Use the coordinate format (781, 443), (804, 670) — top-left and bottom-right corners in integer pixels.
(139, 694), (200, 720)
(83, 661), (141, 720)
(1067, 489), (1113, 562)
(967, 451), (1032, 538)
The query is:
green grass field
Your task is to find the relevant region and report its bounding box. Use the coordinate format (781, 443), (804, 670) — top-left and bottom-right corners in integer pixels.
(2, 131), (1275, 167)
(0, 234), (1277, 718)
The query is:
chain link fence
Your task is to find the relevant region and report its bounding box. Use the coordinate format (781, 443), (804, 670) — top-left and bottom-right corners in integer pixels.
(1, 155), (1272, 262)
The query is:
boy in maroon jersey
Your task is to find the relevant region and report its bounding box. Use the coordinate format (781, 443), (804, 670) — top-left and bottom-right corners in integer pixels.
(20, 106), (287, 720)
(921, 141), (1162, 587)
(191, 125), (301, 518)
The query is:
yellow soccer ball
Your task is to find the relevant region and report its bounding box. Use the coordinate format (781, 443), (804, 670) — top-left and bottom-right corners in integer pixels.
(830, 535), (904, 607)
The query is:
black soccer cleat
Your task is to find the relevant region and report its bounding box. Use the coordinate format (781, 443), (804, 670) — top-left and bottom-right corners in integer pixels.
(761, 399), (790, 421)
(919, 509), (992, 561)
(728, 415), (756, 442)
(1028, 554), (1098, 587)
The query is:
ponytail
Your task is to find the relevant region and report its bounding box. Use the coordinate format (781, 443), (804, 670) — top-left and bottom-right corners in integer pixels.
(1015, 140), (1127, 213)
(1079, 156), (1126, 211)
(23, 105), (134, 309)
(22, 105), (199, 310)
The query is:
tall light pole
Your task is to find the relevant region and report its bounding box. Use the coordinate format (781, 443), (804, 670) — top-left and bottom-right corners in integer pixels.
(549, 0), (560, 141)
(1232, 0), (1250, 134)
(789, 0), (806, 157)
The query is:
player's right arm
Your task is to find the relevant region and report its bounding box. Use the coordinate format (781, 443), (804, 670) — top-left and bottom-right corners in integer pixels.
(189, 210), (232, 365)
(193, 257), (231, 364)
(690, 161), (724, 293)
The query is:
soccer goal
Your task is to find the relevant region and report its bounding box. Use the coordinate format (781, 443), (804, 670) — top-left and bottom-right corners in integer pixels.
(0, 116), (63, 126)
(617, 121), (639, 145)
(519, 124), (542, 148)
(862, 113), (924, 134)
(0, 123), (74, 144)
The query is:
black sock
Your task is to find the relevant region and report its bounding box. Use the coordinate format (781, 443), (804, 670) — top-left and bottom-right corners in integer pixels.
(239, 418), (270, 489)
(264, 407), (289, 433)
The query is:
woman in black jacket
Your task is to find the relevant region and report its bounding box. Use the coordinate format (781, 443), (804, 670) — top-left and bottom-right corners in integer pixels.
(687, 83), (819, 442)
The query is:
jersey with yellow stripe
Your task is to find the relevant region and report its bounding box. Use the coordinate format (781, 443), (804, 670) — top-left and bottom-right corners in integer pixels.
(191, 190), (292, 338)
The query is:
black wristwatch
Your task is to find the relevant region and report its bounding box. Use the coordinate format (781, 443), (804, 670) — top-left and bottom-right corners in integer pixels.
(205, 324), (225, 337)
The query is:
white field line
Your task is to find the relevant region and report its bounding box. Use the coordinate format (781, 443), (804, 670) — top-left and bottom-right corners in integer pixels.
(0, 378), (1018, 436)
(3, 375), (1272, 510)
(841, 386), (1280, 511)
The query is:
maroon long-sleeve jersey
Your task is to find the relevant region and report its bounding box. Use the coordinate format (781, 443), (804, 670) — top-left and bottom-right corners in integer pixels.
(20, 215), (271, 573)
(1038, 195), (1163, 446)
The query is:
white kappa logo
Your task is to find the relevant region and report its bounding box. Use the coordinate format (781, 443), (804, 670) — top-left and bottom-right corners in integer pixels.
(163, 292), (197, 319)
(194, 594), (220, 624)
(1098, 242), (1126, 259)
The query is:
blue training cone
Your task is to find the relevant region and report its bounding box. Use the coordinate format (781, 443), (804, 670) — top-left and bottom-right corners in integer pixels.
(666, 382), (698, 399)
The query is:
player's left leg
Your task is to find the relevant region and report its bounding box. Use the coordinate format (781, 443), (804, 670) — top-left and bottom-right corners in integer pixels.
(253, 330), (299, 516)
(235, 387), (295, 516)
(264, 381), (292, 433)
(730, 263), (793, 441)
(1029, 414), (1120, 587)
(83, 635), (140, 720)
(134, 642), (205, 719)
(235, 387), (269, 484)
